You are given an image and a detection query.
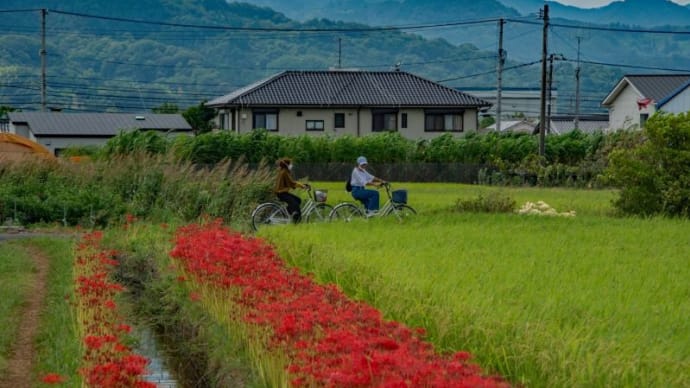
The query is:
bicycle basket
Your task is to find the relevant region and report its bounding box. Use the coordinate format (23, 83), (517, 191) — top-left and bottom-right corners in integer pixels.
(392, 189), (407, 204)
(315, 189), (328, 203)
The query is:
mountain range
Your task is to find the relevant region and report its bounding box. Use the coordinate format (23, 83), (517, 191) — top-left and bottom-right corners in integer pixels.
(1, 0), (689, 117)
(245, 0), (690, 28)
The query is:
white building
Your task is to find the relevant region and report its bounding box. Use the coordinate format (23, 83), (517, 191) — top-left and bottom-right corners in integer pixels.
(601, 74), (690, 130)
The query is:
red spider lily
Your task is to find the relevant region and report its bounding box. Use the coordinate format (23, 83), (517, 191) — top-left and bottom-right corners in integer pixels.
(41, 373), (66, 384)
(74, 232), (153, 388)
(170, 220), (509, 387)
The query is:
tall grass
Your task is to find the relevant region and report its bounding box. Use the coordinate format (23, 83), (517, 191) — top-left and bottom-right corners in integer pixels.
(259, 184), (690, 388)
(0, 154), (273, 227)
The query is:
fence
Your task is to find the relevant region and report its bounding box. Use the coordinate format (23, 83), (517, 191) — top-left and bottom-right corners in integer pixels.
(293, 163), (490, 184)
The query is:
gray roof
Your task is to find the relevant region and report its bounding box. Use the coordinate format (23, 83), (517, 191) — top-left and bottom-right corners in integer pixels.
(207, 70), (492, 108)
(602, 74), (690, 107)
(625, 74), (690, 102)
(7, 112), (192, 136)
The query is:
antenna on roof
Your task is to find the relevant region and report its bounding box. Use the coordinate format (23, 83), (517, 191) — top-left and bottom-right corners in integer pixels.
(393, 62), (402, 72)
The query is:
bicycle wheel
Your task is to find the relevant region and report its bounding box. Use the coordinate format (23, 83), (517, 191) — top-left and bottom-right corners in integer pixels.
(329, 203), (365, 222)
(251, 202), (290, 231)
(304, 203), (334, 223)
(386, 204), (416, 220)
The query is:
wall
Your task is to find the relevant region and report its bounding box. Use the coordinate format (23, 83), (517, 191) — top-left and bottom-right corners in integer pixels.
(608, 84), (655, 130)
(658, 87), (690, 114)
(217, 107), (479, 140)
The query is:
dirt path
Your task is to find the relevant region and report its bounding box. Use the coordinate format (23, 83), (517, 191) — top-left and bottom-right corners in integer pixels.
(0, 244), (50, 388)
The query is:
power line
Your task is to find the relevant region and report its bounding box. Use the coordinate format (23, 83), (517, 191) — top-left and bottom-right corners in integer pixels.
(48, 9), (499, 33)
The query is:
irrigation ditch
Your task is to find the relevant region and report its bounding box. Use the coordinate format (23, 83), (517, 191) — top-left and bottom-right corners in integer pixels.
(113, 249), (258, 388)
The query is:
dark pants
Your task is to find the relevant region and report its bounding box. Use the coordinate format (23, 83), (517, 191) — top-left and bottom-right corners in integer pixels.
(277, 192), (302, 222)
(352, 186), (379, 212)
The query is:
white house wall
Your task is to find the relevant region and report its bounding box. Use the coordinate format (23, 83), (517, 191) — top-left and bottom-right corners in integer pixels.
(609, 84), (655, 130)
(220, 107), (479, 140)
(659, 87), (690, 114)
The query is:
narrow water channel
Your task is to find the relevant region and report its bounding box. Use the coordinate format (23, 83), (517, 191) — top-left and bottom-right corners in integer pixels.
(135, 326), (179, 387)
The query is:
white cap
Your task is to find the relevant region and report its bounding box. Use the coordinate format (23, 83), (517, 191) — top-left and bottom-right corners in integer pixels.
(357, 156), (368, 166)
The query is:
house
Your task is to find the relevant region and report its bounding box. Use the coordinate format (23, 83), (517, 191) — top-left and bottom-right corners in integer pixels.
(461, 87), (553, 119)
(5, 112), (192, 155)
(601, 74), (690, 130)
(482, 119), (536, 134)
(206, 70), (491, 140)
(547, 115), (609, 134)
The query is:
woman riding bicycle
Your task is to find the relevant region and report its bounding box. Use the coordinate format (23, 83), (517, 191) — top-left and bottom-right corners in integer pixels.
(350, 156), (386, 216)
(274, 157), (309, 223)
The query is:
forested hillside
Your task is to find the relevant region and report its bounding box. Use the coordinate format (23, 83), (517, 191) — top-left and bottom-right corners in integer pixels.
(3, 0), (681, 116)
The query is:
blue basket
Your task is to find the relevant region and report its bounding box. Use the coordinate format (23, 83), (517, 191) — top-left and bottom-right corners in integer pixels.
(392, 189), (407, 204)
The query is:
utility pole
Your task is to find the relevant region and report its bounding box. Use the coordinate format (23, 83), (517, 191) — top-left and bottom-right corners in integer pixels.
(538, 5), (549, 157)
(40, 8), (47, 111)
(574, 36), (582, 129)
(547, 54), (564, 135)
(496, 18), (506, 132)
(338, 37), (342, 69)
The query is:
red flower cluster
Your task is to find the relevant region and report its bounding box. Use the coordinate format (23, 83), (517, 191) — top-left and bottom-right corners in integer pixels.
(74, 231), (156, 388)
(170, 221), (509, 387)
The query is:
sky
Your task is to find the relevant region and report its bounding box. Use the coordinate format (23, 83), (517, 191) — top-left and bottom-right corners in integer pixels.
(556, 0), (690, 7)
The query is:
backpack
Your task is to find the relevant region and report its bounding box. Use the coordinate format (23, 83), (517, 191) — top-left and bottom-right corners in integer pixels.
(345, 178), (352, 192)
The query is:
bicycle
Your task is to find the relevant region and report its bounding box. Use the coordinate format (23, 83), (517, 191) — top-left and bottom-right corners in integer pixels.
(329, 182), (416, 222)
(251, 186), (333, 231)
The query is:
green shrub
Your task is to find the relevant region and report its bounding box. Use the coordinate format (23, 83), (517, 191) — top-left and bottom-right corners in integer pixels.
(605, 112), (690, 217)
(454, 191), (516, 213)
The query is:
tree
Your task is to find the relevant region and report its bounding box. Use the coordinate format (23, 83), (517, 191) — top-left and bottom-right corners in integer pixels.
(151, 103), (180, 114)
(183, 101), (216, 135)
(605, 112), (690, 217)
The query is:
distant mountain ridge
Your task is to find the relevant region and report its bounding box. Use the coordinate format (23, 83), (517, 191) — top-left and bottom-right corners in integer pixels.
(242, 0), (690, 27)
(499, 0), (690, 27)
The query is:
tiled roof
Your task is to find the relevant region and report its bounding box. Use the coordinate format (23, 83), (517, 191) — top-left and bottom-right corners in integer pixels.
(207, 70), (492, 108)
(7, 112), (192, 136)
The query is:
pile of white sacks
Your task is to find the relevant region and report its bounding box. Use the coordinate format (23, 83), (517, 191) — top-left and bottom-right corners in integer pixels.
(517, 201), (576, 217)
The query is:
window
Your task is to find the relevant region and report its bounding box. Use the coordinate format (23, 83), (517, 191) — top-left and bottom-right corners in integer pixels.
(401, 113), (408, 129)
(640, 113), (649, 128)
(334, 113), (345, 128)
(306, 120), (325, 131)
(424, 111), (464, 132)
(253, 110), (278, 131)
(372, 109), (398, 132)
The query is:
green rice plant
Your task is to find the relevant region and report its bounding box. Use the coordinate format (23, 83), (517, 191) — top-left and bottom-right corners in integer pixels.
(258, 184), (690, 388)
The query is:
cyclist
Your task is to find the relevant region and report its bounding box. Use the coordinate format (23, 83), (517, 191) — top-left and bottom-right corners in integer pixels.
(349, 156), (386, 216)
(274, 157), (310, 223)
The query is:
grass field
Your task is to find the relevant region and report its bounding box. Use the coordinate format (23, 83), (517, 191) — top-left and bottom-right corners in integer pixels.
(0, 237), (79, 386)
(0, 240), (35, 375)
(260, 182), (690, 387)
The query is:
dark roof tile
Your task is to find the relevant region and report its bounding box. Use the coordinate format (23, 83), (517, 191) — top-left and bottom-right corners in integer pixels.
(207, 70), (492, 108)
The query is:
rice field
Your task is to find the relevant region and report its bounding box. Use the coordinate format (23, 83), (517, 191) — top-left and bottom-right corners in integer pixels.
(259, 182), (690, 387)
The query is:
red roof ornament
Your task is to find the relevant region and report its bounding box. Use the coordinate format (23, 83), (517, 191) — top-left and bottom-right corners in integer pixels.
(637, 97), (652, 110)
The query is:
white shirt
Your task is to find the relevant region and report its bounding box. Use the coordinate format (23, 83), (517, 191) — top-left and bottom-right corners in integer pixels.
(351, 167), (374, 187)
